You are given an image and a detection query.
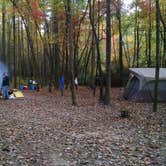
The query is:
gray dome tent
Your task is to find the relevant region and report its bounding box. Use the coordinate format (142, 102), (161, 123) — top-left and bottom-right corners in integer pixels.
(123, 68), (166, 102)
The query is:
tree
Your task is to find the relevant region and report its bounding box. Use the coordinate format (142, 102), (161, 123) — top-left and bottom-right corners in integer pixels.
(88, 0), (103, 101)
(131, 0), (141, 68)
(117, 0), (123, 85)
(153, 0), (160, 112)
(67, 0), (77, 105)
(1, 0), (6, 64)
(12, 0), (17, 88)
(147, 0), (152, 67)
(104, 0), (111, 105)
(158, 1), (166, 67)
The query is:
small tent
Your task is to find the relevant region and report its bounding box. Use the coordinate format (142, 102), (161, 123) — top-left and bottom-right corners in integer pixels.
(0, 61), (8, 88)
(123, 68), (166, 102)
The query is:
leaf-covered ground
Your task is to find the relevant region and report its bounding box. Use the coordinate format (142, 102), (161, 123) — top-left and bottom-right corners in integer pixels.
(0, 87), (165, 166)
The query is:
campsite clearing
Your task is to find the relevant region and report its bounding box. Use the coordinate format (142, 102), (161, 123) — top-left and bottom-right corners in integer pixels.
(0, 87), (165, 165)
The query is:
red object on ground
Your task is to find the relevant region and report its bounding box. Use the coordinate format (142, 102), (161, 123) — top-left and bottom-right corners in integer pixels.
(23, 86), (29, 90)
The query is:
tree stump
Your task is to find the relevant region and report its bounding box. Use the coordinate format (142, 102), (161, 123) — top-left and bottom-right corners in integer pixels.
(120, 110), (130, 118)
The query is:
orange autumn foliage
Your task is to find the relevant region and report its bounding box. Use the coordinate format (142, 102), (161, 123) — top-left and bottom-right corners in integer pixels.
(30, 0), (46, 22)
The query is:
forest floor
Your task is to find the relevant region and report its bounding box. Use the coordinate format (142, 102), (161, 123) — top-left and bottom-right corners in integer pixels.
(0, 87), (165, 166)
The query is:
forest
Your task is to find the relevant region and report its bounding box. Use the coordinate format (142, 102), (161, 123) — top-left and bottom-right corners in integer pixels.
(0, 0), (166, 165)
(0, 0), (165, 105)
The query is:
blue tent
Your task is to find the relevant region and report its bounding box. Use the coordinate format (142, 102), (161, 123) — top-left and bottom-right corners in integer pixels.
(0, 61), (8, 88)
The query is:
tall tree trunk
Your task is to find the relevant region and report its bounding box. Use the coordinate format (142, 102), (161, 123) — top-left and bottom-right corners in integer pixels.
(123, 35), (130, 67)
(21, 18), (37, 77)
(89, 0), (95, 82)
(67, 0), (77, 105)
(158, 3), (166, 67)
(1, 0), (6, 64)
(136, 18), (140, 67)
(20, 20), (26, 78)
(13, 0), (17, 88)
(132, 3), (139, 67)
(17, 17), (21, 84)
(148, 0), (152, 67)
(117, 0), (123, 85)
(89, 0), (103, 101)
(83, 46), (92, 84)
(153, 0), (160, 112)
(51, 0), (60, 81)
(90, 34), (95, 90)
(65, 37), (69, 88)
(7, 21), (12, 71)
(162, 30), (166, 67)
(73, 4), (88, 77)
(104, 0), (111, 105)
(145, 32), (148, 66)
(112, 25), (117, 63)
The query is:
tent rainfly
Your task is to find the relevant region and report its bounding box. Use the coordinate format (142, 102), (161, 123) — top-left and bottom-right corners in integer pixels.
(123, 68), (166, 102)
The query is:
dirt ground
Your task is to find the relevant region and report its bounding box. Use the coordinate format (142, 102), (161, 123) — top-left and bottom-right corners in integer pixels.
(0, 87), (165, 166)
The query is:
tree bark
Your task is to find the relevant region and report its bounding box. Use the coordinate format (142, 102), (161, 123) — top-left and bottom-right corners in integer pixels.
(158, 3), (166, 67)
(13, 0), (17, 88)
(147, 0), (152, 67)
(89, 0), (103, 101)
(1, 0), (6, 64)
(104, 0), (111, 105)
(117, 0), (123, 86)
(67, 0), (77, 105)
(153, 0), (160, 112)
